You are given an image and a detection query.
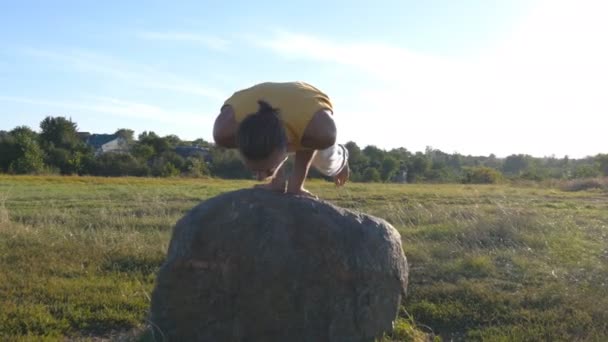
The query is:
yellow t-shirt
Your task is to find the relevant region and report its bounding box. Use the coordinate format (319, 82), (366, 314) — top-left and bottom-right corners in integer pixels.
(223, 81), (333, 150)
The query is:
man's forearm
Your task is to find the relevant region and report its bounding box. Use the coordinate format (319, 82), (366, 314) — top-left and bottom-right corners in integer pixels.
(288, 149), (316, 191)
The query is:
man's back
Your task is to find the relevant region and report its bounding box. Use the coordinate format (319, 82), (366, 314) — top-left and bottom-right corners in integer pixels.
(223, 81), (333, 150)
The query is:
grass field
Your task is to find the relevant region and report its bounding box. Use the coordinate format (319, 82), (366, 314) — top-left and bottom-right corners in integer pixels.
(1, 175), (607, 341)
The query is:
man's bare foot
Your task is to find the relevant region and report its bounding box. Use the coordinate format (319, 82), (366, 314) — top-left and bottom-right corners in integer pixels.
(334, 162), (350, 187)
(253, 163), (287, 193)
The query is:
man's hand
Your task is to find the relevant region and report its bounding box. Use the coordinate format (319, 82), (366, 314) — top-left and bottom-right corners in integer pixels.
(286, 183), (318, 198)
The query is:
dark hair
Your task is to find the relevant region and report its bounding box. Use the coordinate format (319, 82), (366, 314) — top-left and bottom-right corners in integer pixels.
(236, 100), (287, 161)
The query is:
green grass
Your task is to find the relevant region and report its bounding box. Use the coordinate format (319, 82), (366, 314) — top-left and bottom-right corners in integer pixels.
(1, 175), (607, 341)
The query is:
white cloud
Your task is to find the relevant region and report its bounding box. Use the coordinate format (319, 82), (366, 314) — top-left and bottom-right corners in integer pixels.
(253, 30), (454, 83)
(20, 48), (226, 100)
(253, 1), (608, 158)
(85, 96), (207, 124)
(136, 31), (229, 51)
(0, 95), (207, 125)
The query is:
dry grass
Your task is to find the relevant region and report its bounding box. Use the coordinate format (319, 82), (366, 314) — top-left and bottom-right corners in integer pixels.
(1, 175), (607, 341)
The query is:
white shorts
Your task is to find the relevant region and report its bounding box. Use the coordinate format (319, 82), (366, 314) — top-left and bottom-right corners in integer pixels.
(311, 144), (349, 177)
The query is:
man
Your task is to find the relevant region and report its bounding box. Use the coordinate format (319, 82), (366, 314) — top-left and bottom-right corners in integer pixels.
(213, 81), (349, 197)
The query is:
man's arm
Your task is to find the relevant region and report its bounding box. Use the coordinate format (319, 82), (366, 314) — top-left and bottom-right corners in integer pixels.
(212, 105), (238, 148)
(286, 109), (337, 196)
(287, 149), (316, 195)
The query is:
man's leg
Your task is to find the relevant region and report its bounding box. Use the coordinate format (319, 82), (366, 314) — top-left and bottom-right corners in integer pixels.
(311, 143), (349, 184)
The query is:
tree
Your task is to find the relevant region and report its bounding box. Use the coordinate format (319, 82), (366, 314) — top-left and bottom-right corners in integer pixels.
(138, 131), (171, 154)
(45, 147), (71, 174)
(407, 152), (430, 182)
(484, 154), (502, 169)
(344, 141), (369, 181)
(10, 126), (39, 141)
(38, 116), (92, 174)
(388, 147), (411, 161)
(2, 127), (45, 174)
(192, 138), (212, 148)
(520, 166), (549, 181)
(115, 129), (135, 143)
(362, 145), (384, 168)
(344, 141), (362, 157)
(4, 117), (603, 182)
(596, 154), (608, 176)
(39, 116), (80, 150)
(362, 167), (381, 182)
(164, 134), (182, 147)
(502, 154), (531, 176)
(381, 157), (399, 182)
(0, 133), (19, 172)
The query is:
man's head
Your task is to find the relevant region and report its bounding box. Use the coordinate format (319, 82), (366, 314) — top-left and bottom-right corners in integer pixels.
(237, 100), (288, 180)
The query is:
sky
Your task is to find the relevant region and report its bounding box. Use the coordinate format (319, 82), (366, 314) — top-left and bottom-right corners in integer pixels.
(0, 0), (606, 158)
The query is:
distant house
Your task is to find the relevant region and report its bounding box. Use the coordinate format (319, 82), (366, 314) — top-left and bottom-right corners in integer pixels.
(84, 134), (129, 155)
(174, 146), (211, 162)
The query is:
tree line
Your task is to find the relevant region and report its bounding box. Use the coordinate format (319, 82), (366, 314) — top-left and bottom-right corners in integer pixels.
(1, 116), (607, 184)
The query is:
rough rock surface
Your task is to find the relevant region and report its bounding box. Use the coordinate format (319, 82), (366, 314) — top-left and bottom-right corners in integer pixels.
(148, 188), (408, 342)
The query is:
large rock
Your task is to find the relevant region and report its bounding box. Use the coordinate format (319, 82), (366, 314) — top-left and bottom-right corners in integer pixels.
(148, 188), (408, 342)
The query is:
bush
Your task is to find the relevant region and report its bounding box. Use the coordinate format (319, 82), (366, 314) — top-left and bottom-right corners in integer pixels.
(44, 147), (92, 175)
(183, 158), (209, 178)
(208, 148), (250, 179)
(92, 153), (149, 177)
(7, 138), (45, 175)
(160, 163), (180, 177)
(520, 167), (549, 181)
(572, 165), (600, 179)
(462, 167), (503, 184)
(150, 152), (186, 177)
(559, 177), (608, 192)
(0, 128), (45, 174)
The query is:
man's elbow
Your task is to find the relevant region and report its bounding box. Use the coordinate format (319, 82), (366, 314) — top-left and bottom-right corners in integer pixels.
(317, 132), (336, 150)
(316, 115), (337, 149)
(213, 110), (237, 148)
(301, 119), (337, 150)
(303, 130), (336, 150)
(212, 125), (225, 146)
(213, 130), (235, 148)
